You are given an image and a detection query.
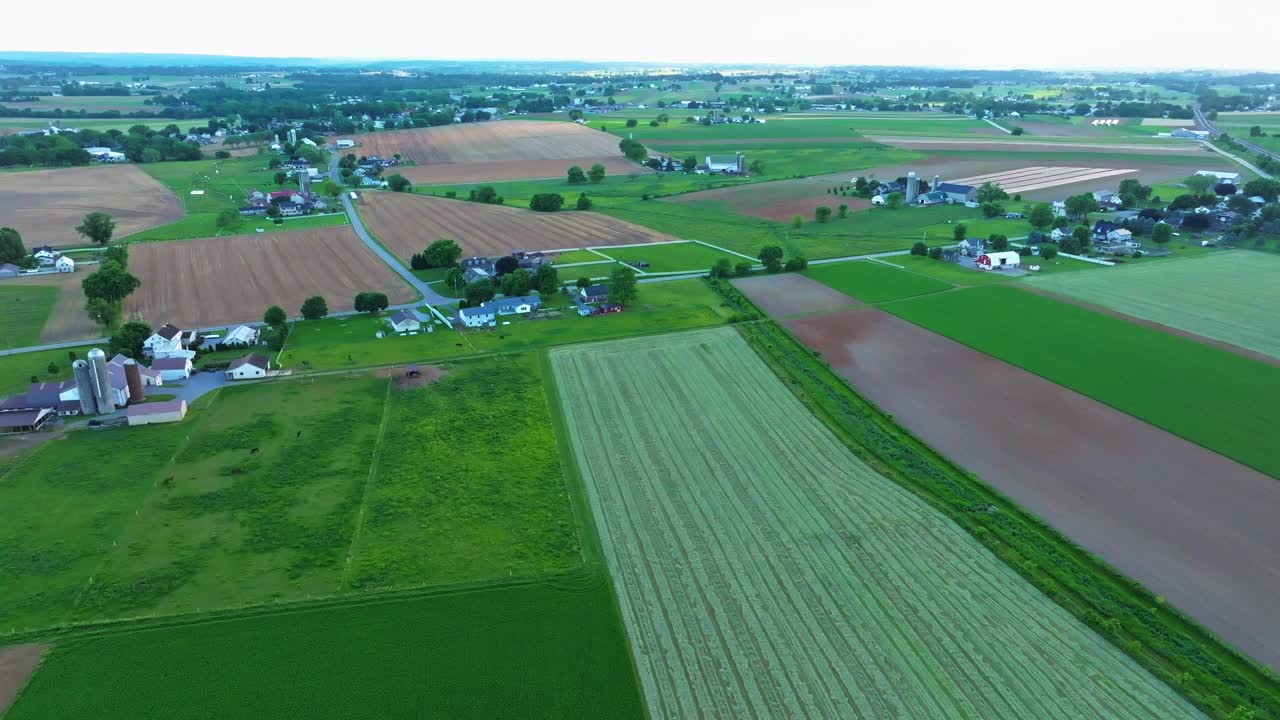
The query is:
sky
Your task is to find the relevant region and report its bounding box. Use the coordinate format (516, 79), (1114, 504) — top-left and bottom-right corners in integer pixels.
(5, 0), (1279, 73)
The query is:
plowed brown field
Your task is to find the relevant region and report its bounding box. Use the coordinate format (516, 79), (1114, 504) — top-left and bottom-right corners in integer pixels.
(124, 227), (415, 327)
(358, 192), (677, 259)
(0, 165), (183, 248)
(343, 121), (645, 184)
(8, 271), (99, 343)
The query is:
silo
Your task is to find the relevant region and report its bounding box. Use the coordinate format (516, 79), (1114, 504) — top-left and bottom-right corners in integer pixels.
(87, 348), (115, 414)
(906, 172), (919, 204)
(933, 174), (942, 190)
(72, 360), (97, 415)
(123, 358), (144, 403)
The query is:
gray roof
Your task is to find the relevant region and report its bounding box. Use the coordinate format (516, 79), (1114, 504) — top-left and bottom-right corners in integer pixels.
(459, 306), (495, 319)
(389, 310), (417, 325)
(0, 408), (51, 428)
(583, 284), (608, 296)
(150, 357), (190, 370)
(127, 399), (185, 416)
(482, 295), (540, 313)
(228, 353), (270, 371)
(936, 182), (975, 194)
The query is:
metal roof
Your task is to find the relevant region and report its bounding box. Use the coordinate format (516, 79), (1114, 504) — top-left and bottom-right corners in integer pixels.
(127, 400), (185, 416)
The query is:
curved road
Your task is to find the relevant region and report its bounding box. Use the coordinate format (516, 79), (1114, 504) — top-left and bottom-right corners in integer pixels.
(1194, 104), (1277, 178)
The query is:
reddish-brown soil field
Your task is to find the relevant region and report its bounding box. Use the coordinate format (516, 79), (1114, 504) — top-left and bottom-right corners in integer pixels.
(866, 136), (1207, 155)
(665, 177), (871, 221)
(342, 121), (646, 184)
(124, 227), (416, 327)
(737, 276), (1280, 669)
(647, 136), (875, 147)
(0, 644), (43, 715)
(358, 192), (677, 260)
(0, 165), (183, 248)
(732, 274), (863, 316)
(8, 271), (100, 343)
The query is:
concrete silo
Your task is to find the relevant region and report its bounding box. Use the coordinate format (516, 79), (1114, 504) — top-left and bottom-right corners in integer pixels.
(933, 174), (942, 191)
(86, 348), (115, 414)
(123, 358), (145, 403)
(906, 172), (919, 204)
(72, 360), (97, 415)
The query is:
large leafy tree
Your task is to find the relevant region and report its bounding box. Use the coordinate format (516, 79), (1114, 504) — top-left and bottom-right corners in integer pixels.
(758, 245), (784, 272)
(263, 305), (287, 327)
(976, 182), (1009, 203)
(423, 238), (462, 268)
(500, 269), (532, 297)
(588, 163), (606, 183)
(533, 264), (559, 295)
(0, 227), (25, 264)
(108, 321), (152, 359)
(353, 291), (389, 313)
(566, 165), (586, 184)
(300, 296), (328, 320)
(606, 266), (638, 305)
(82, 262), (140, 304)
(76, 212), (116, 245)
(1027, 203), (1054, 230)
(1065, 193), (1099, 221)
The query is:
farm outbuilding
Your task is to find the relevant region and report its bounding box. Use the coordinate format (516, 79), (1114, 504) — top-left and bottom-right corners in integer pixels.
(126, 399), (188, 426)
(975, 251), (1021, 270)
(0, 408), (53, 433)
(226, 353), (270, 380)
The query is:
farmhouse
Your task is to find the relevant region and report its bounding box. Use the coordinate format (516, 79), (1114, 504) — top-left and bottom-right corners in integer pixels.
(1107, 228), (1134, 244)
(1050, 227), (1073, 242)
(1092, 220), (1119, 242)
(957, 238), (986, 257)
(55, 255), (75, 272)
(458, 305), (497, 328)
(705, 153), (746, 174)
(277, 201), (305, 217)
(226, 353), (270, 380)
(32, 246), (59, 266)
(976, 251), (1021, 270)
(143, 323), (197, 359)
(461, 256), (496, 283)
(484, 295), (540, 315)
(1196, 170), (1242, 185)
(936, 182), (977, 204)
(126, 399), (188, 427)
(150, 356), (192, 382)
(580, 284), (609, 303)
(387, 310), (422, 333)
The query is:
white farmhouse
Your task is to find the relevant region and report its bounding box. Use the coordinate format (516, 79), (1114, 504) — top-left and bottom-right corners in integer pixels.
(226, 353), (270, 380)
(55, 255), (75, 273)
(387, 310), (422, 334)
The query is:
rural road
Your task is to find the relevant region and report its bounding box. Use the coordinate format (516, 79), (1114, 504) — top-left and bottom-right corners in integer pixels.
(1193, 104), (1276, 179)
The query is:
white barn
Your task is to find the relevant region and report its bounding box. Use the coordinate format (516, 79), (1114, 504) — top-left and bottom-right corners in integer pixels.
(975, 251), (1021, 270)
(226, 353), (270, 380)
(127, 399), (188, 426)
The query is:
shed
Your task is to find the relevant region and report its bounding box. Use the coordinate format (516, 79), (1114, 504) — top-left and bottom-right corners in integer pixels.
(975, 251), (1021, 270)
(226, 353), (270, 380)
(0, 408), (53, 433)
(126, 399), (188, 426)
(0, 263), (18, 278)
(150, 356), (192, 382)
(387, 310), (421, 333)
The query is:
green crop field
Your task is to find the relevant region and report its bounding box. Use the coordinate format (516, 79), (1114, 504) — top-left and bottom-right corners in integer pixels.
(802, 259), (953, 303)
(0, 284), (60, 349)
(549, 327), (1200, 718)
(594, 241), (747, 273)
(0, 346), (97, 395)
(0, 118), (212, 133)
(886, 285), (1280, 478)
(280, 280), (730, 371)
(1027, 252), (1280, 359)
(5, 574), (644, 720)
(587, 115), (993, 141)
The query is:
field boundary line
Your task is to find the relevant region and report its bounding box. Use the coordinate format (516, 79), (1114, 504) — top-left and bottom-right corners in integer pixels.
(867, 257), (906, 269)
(984, 118), (1012, 134)
(338, 377), (395, 590)
(690, 239), (758, 260)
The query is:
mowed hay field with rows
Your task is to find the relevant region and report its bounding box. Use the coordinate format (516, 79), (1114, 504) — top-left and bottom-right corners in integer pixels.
(358, 191), (677, 260)
(1027, 252), (1280, 360)
(549, 327), (1202, 719)
(346, 121), (642, 184)
(124, 226), (416, 327)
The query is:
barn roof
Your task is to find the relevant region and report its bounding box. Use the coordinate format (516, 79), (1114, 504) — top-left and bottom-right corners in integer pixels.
(127, 400), (185, 417)
(228, 353), (270, 371)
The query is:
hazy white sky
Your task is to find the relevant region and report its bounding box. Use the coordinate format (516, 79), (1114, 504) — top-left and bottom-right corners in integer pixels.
(6, 0), (1279, 72)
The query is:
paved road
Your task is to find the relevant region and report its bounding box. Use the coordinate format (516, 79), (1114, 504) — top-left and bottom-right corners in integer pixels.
(1194, 104), (1278, 176)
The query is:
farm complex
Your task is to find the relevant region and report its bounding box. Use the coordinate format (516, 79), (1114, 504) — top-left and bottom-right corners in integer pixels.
(2, 55), (1280, 720)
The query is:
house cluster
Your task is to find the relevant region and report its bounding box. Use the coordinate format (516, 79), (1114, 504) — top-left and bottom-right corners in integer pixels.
(868, 172), (977, 207)
(241, 169), (327, 218)
(698, 153), (747, 175)
(82, 146), (127, 163)
(0, 246), (75, 278)
(354, 155), (397, 188)
(571, 284), (622, 317)
(458, 295), (541, 328)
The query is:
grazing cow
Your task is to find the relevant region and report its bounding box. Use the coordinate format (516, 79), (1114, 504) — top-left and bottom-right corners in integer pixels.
(296, 430), (302, 439)
(249, 447), (260, 455)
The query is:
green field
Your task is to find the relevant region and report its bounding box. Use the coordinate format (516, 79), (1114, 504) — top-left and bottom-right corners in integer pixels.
(802, 259), (954, 302)
(0, 345), (98, 396)
(594, 241), (747, 273)
(885, 285), (1280, 478)
(6, 575), (644, 720)
(279, 280), (730, 371)
(550, 327), (1200, 718)
(587, 115), (994, 141)
(1027, 252), (1280, 359)
(0, 117), (212, 133)
(0, 284), (60, 350)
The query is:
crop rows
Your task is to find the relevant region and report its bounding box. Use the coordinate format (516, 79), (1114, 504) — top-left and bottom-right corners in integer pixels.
(550, 327), (1201, 719)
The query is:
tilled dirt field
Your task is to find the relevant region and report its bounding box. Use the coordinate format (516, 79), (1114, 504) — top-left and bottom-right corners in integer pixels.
(0, 644), (43, 715)
(342, 121), (645, 184)
(756, 296), (1280, 670)
(358, 192), (677, 260)
(866, 136), (1207, 155)
(0, 165), (183, 248)
(8, 271), (100, 343)
(124, 227), (416, 327)
(732, 273), (864, 316)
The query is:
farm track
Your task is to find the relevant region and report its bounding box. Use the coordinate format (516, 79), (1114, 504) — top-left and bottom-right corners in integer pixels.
(550, 328), (1202, 719)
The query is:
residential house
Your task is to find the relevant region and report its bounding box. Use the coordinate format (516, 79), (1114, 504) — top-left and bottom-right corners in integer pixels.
(1050, 227), (1073, 242)
(580, 284), (609, 303)
(55, 255), (75, 273)
(1052, 200), (1067, 217)
(458, 306), (497, 328)
(957, 238), (986, 257)
(150, 356), (192, 382)
(1106, 228), (1134, 244)
(32, 246), (59, 266)
(512, 250), (548, 269)
(143, 324), (184, 358)
(126, 399), (187, 426)
(387, 310), (422, 334)
(936, 182), (977, 204)
(483, 295), (540, 316)
(269, 190), (303, 204)
(874, 180), (906, 196)
(277, 201), (304, 217)
(1092, 220), (1119, 242)
(226, 353), (270, 381)
(461, 257), (496, 284)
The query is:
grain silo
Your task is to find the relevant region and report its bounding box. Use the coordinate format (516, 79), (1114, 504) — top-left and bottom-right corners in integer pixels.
(123, 358), (145, 403)
(72, 360), (97, 415)
(906, 172), (919, 204)
(933, 174), (941, 192)
(87, 348), (115, 414)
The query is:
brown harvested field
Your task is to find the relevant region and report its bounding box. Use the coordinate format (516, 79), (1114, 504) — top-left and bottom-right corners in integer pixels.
(664, 177), (871, 222)
(343, 121), (646, 184)
(948, 166), (1138, 193)
(647, 136), (876, 147)
(735, 275), (1280, 669)
(8, 271), (100, 343)
(358, 192), (677, 260)
(866, 136), (1207, 154)
(0, 644), (43, 715)
(0, 165), (183, 248)
(123, 226), (416, 327)
(732, 274), (863, 316)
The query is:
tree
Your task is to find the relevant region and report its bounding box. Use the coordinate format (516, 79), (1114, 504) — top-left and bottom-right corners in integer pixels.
(102, 244), (128, 268)
(500, 269), (532, 296)
(529, 193), (565, 212)
(784, 255), (808, 272)
(297, 144), (323, 164)
(625, 118), (638, 128)
(1065, 193), (1099, 221)
(469, 186), (502, 204)
(927, 246), (943, 260)
(618, 138), (647, 162)
(1060, 236), (1082, 254)
(682, 155), (698, 172)
(734, 261), (753, 276)
(423, 239), (462, 268)
(576, 193), (593, 210)
(300, 296), (328, 320)
(710, 258), (733, 278)
(215, 208), (242, 233)
(1184, 174), (1215, 195)
(758, 245), (784, 272)
(1040, 245), (1059, 260)
(465, 279), (496, 306)
(76, 212), (116, 245)
(748, 159), (765, 175)
(353, 291), (389, 313)
(494, 255), (519, 276)
(85, 297), (121, 328)
(1181, 213), (1211, 230)
(1072, 225), (1090, 247)
(263, 305), (287, 327)
(588, 163), (606, 183)
(140, 148), (162, 164)
(1118, 178), (1152, 204)
(0, 227), (25, 264)
(387, 174), (411, 192)
(1027, 203), (1054, 230)
(82, 262), (140, 304)
(108, 321), (152, 358)
(534, 264), (559, 295)
(273, 171), (289, 186)
(445, 267), (466, 293)
(980, 202), (1003, 218)
(1227, 194), (1256, 214)
(837, 204), (849, 218)
(1243, 178), (1280, 202)
(410, 252), (428, 270)
(791, 214), (804, 229)
(1010, 126), (1025, 136)
(814, 206), (833, 223)
(910, 241), (928, 256)
(576, 276), (592, 291)
(976, 181), (1009, 203)
(1152, 222), (1173, 245)
(989, 234), (1010, 252)
(607, 267), (638, 305)
(567, 165), (587, 184)
(885, 192), (904, 209)
(953, 223), (967, 242)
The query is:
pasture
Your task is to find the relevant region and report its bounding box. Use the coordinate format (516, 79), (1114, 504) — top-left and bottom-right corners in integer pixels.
(0, 165), (183, 248)
(550, 327), (1201, 719)
(0, 283), (60, 349)
(593, 241), (748, 273)
(124, 226), (417, 327)
(5, 575), (644, 719)
(2, 272), (103, 345)
(885, 285), (1280, 479)
(801, 259), (953, 303)
(345, 121), (641, 184)
(1027, 252), (1280, 360)
(0, 345), (97, 395)
(588, 115), (998, 143)
(357, 191), (677, 261)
